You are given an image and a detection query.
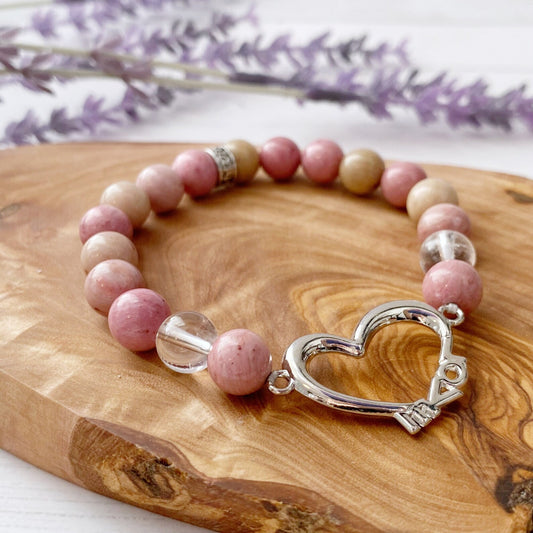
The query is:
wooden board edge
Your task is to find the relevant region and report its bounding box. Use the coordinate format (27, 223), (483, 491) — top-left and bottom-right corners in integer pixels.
(1, 368), (379, 532)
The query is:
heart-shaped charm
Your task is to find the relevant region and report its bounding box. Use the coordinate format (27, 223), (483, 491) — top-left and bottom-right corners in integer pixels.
(268, 300), (467, 434)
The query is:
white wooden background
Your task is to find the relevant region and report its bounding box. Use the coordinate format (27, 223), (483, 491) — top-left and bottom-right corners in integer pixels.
(1, 1), (532, 532)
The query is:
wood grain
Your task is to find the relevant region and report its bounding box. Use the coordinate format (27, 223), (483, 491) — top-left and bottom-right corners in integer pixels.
(1, 142), (533, 533)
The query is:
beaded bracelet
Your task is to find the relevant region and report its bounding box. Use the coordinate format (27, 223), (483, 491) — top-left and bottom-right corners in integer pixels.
(79, 137), (482, 434)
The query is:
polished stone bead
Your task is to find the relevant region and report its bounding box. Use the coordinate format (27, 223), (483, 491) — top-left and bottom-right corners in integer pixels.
(136, 164), (184, 214)
(156, 312), (218, 374)
(417, 203), (471, 242)
(301, 139), (343, 185)
(422, 259), (482, 315)
(260, 137), (301, 181)
(84, 259), (145, 315)
(419, 229), (476, 273)
(225, 139), (260, 184)
(406, 178), (459, 222)
(208, 329), (272, 396)
(339, 149), (385, 195)
(79, 204), (133, 243)
(172, 149), (218, 197)
(108, 288), (171, 351)
(81, 231), (138, 273)
(100, 181), (151, 228)
(380, 162), (427, 208)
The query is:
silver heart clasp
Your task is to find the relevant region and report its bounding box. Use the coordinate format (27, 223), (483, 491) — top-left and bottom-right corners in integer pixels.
(267, 300), (468, 434)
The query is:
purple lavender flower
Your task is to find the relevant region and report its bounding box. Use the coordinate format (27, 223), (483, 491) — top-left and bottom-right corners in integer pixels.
(1, 89), (146, 145)
(0, 46), (18, 70)
(31, 10), (58, 38)
(66, 4), (89, 32)
(3, 110), (42, 144)
(24, 0), (229, 39)
(204, 31), (409, 73)
(80, 95), (120, 133)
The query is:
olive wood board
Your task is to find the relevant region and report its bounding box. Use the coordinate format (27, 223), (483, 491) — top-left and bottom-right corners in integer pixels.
(1, 142), (533, 533)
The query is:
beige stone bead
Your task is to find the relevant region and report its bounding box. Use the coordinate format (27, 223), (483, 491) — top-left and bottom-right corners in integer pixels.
(225, 139), (260, 184)
(100, 181), (151, 228)
(406, 178), (459, 222)
(339, 149), (385, 195)
(81, 231), (139, 273)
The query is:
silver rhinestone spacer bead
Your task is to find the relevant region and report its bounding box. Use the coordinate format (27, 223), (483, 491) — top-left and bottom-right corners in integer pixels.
(205, 146), (237, 187)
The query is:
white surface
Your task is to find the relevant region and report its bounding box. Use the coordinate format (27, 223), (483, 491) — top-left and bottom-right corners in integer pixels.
(1, 1), (532, 533)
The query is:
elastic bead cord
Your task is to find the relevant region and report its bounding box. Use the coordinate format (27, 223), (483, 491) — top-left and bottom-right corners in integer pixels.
(79, 137), (483, 397)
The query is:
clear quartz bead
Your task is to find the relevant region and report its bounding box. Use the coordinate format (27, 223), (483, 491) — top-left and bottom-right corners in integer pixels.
(156, 312), (217, 373)
(420, 229), (477, 273)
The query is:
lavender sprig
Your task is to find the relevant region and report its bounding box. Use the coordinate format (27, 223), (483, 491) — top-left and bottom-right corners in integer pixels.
(1, 2), (259, 86)
(3, 0), (407, 91)
(24, 0), (256, 42)
(2, 2), (533, 145)
(17, 0), (403, 77)
(202, 33), (409, 72)
(23, 0), (197, 37)
(0, 41), (306, 99)
(0, 33), (404, 107)
(3, 40), (533, 138)
(2, 82), (183, 145)
(3, 94), (129, 145)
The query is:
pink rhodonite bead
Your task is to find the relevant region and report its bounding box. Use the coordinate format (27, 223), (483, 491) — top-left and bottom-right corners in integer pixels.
(417, 203), (471, 242)
(422, 259), (482, 315)
(108, 288), (171, 352)
(136, 164), (185, 213)
(301, 139), (343, 184)
(380, 162), (427, 208)
(84, 259), (145, 315)
(259, 137), (301, 181)
(172, 149), (218, 197)
(208, 329), (272, 396)
(79, 204), (133, 243)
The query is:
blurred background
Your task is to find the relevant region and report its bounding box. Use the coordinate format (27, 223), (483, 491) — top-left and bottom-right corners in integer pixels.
(2, 0), (533, 176)
(1, 1), (532, 532)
